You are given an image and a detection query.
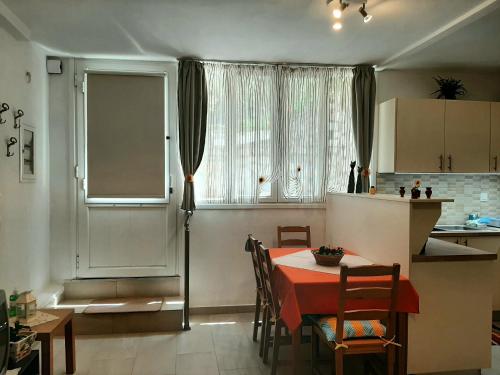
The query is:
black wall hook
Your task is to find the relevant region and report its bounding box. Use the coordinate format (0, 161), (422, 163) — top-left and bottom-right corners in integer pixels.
(6, 137), (17, 157)
(14, 109), (24, 129)
(0, 103), (9, 125)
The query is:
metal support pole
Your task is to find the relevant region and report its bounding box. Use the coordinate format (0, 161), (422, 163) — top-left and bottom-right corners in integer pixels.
(183, 210), (193, 331)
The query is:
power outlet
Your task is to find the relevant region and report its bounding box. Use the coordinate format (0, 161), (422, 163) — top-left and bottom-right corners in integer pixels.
(480, 192), (488, 202)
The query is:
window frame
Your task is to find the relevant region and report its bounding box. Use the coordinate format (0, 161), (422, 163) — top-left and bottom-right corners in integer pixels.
(82, 69), (170, 205)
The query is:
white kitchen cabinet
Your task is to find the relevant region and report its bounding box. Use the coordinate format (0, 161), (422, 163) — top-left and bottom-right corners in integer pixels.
(491, 102), (500, 172)
(457, 236), (500, 311)
(378, 98), (445, 173)
(378, 98), (497, 173)
(444, 100), (491, 173)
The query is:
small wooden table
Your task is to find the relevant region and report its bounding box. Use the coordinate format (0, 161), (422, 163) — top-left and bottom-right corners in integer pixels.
(34, 309), (75, 375)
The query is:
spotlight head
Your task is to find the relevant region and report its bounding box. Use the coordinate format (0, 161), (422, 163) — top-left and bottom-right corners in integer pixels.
(332, 1), (348, 19)
(359, 3), (372, 23)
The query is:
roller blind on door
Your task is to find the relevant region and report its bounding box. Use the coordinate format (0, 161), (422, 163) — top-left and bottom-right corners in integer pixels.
(86, 73), (166, 199)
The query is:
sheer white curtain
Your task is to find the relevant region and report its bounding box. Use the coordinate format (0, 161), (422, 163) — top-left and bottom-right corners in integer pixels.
(195, 62), (355, 205)
(195, 62), (280, 204)
(279, 66), (355, 202)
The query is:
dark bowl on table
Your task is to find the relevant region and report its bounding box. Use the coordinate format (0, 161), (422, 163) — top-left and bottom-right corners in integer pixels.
(311, 250), (344, 267)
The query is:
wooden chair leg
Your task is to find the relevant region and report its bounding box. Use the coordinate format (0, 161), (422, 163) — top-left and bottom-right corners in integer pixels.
(387, 346), (396, 375)
(334, 350), (344, 375)
(271, 320), (282, 375)
(253, 293), (261, 342)
(263, 311), (273, 364)
(259, 305), (268, 358)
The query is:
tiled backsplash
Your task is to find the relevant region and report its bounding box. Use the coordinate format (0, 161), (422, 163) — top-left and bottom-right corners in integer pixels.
(376, 174), (500, 224)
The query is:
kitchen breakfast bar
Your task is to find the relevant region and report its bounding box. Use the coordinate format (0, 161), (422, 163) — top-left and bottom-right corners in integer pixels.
(325, 192), (497, 374)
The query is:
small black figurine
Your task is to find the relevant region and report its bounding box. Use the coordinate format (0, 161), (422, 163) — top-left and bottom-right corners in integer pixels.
(347, 161), (356, 193)
(425, 187), (433, 199)
(355, 166), (363, 194)
(399, 186), (405, 198)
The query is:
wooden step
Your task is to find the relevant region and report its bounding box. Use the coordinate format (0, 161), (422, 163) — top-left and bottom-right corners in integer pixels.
(63, 276), (180, 300)
(49, 296), (184, 335)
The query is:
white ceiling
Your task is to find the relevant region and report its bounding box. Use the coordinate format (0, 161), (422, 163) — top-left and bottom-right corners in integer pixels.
(2, 0), (500, 69)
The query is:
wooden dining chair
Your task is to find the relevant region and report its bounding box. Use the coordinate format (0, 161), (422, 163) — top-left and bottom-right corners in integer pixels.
(310, 263), (401, 375)
(257, 243), (284, 375)
(277, 225), (311, 248)
(245, 235), (266, 355)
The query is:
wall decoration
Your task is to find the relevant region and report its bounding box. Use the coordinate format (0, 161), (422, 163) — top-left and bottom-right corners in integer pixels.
(0, 102), (9, 124)
(6, 136), (17, 157)
(19, 124), (36, 182)
(14, 109), (24, 129)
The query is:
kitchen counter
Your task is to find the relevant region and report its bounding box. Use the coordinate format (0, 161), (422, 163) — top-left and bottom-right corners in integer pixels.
(326, 192), (496, 373)
(413, 237), (497, 262)
(431, 227), (500, 237)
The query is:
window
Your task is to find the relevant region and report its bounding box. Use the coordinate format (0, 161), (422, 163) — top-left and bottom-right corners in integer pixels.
(195, 63), (356, 205)
(195, 63), (279, 204)
(279, 66), (355, 202)
(84, 72), (168, 203)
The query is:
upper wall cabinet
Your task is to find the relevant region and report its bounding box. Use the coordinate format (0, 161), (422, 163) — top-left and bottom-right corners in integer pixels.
(378, 98), (496, 174)
(491, 102), (500, 173)
(444, 100), (490, 173)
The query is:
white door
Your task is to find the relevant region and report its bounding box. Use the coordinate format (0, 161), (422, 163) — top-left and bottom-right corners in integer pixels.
(74, 59), (178, 278)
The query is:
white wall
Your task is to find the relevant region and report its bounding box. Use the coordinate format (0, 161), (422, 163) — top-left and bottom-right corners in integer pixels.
(376, 69), (500, 104)
(0, 27), (51, 298)
(49, 58), (75, 282)
(189, 208), (325, 307)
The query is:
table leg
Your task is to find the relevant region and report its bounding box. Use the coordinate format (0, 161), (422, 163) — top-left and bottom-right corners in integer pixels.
(291, 326), (301, 375)
(40, 335), (53, 375)
(396, 313), (408, 375)
(64, 318), (76, 374)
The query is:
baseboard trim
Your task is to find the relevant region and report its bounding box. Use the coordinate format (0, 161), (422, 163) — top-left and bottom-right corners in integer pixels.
(190, 304), (255, 315)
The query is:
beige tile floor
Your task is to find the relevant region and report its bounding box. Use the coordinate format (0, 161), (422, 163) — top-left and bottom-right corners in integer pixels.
(51, 313), (500, 375)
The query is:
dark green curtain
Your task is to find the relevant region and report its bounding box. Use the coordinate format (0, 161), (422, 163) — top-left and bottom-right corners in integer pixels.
(178, 59), (208, 211)
(352, 65), (376, 192)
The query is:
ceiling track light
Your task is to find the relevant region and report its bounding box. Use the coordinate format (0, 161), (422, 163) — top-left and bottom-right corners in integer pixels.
(359, 3), (373, 23)
(331, 0), (348, 19)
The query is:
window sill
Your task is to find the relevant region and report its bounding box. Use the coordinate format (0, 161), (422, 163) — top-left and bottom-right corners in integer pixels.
(195, 203), (326, 210)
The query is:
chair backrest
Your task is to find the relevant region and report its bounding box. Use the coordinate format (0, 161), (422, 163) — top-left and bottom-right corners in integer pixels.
(246, 235), (264, 291)
(336, 264), (400, 344)
(257, 243), (280, 319)
(277, 226), (311, 248)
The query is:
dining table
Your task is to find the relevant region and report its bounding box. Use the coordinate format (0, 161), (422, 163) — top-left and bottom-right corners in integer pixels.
(269, 248), (420, 375)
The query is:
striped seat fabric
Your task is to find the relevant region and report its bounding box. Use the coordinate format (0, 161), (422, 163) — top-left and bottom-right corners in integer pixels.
(310, 315), (386, 342)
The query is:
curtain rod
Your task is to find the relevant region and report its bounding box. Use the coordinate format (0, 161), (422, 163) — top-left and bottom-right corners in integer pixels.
(193, 58), (356, 69)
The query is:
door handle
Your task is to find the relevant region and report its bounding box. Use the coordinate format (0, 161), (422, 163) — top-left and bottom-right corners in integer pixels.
(494, 156), (498, 172)
(464, 238), (468, 247)
(439, 155), (444, 171)
(448, 155), (452, 171)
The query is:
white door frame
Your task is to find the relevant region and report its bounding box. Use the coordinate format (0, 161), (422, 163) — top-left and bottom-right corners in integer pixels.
(73, 58), (179, 278)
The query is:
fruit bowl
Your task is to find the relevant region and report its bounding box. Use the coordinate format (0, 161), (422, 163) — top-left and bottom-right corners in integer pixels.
(311, 246), (344, 267)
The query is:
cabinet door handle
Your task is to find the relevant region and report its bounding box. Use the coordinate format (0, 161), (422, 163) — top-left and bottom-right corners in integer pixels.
(439, 155), (444, 171)
(448, 155), (452, 171)
(494, 156), (498, 171)
(464, 238), (468, 247)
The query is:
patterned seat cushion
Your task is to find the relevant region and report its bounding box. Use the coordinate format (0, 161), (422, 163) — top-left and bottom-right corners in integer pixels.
(309, 315), (386, 342)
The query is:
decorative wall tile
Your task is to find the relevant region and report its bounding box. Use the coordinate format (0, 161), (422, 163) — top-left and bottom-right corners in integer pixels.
(376, 174), (500, 224)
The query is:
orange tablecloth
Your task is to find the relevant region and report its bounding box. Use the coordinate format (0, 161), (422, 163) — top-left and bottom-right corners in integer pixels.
(270, 248), (420, 332)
